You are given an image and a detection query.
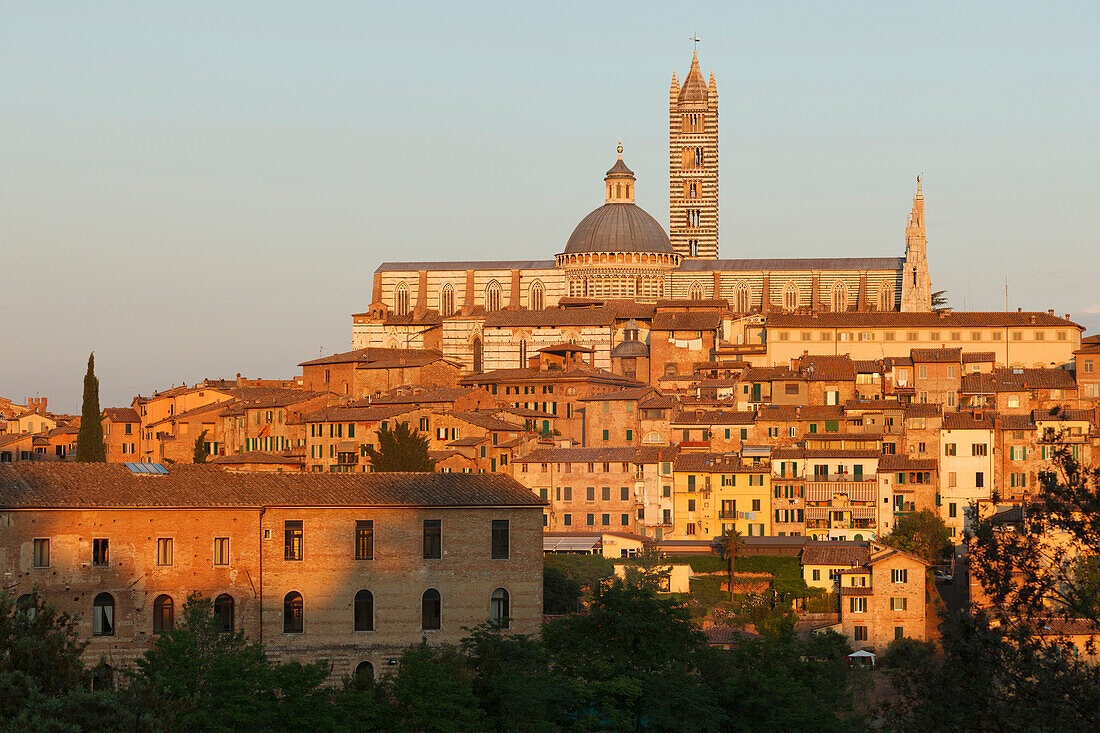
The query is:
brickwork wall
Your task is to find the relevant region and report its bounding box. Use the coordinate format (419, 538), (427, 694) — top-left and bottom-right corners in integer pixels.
(0, 504), (542, 679)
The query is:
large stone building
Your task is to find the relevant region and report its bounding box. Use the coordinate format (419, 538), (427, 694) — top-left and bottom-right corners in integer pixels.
(352, 51), (933, 374)
(0, 464), (544, 677)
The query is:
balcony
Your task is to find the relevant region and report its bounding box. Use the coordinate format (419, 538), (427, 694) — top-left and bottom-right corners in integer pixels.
(679, 440), (711, 450)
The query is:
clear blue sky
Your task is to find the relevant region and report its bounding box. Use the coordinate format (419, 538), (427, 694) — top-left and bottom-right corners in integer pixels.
(2, 1), (1098, 412)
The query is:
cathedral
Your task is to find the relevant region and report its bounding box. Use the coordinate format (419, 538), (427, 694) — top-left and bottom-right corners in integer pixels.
(354, 51), (933, 371)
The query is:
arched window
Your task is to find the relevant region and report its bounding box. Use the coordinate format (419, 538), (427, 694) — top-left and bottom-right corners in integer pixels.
(91, 663), (114, 691)
(472, 337), (483, 374)
(93, 593), (114, 636)
(485, 281), (502, 312)
(878, 282), (894, 312)
(422, 589), (441, 630)
(214, 594), (234, 633)
(440, 283), (455, 317)
(153, 595), (174, 634)
(283, 591), (303, 634)
(735, 281), (751, 313)
(354, 590), (374, 631)
(394, 282), (410, 316)
(16, 594), (35, 619)
(490, 588), (510, 628)
(529, 280), (545, 311)
(688, 281), (704, 300)
(355, 661), (374, 679)
(832, 282), (849, 312)
(784, 283), (799, 311)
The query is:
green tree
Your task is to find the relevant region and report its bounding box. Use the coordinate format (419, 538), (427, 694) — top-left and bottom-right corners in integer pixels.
(0, 590), (142, 731)
(193, 429), (209, 464)
(461, 624), (562, 733)
(332, 669), (399, 731)
(699, 629), (858, 732)
(887, 610), (1100, 732)
(543, 564), (582, 614)
(970, 445), (1100, 628)
(128, 593), (333, 731)
(543, 553), (615, 601)
(390, 641), (484, 732)
(622, 545), (671, 592)
(712, 527), (742, 601)
(363, 421), (436, 472)
(75, 352), (106, 462)
(880, 509), (952, 563)
(542, 580), (722, 731)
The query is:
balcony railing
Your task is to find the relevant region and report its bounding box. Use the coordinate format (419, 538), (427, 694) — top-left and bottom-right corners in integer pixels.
(679, 440), (711, 450)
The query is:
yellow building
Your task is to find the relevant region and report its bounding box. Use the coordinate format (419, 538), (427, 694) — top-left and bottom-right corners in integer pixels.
(672, 451), (771, 539)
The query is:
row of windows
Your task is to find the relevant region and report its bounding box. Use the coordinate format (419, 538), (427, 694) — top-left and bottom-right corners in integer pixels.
(76, 587), (513, 637)
(83, 592), (234, 637)
(30, 520), (510, 570)
(282, 588), (510, 633)
(773, 329), (1069, 342)
(31, 537), (231, 569)
(553, 513), (632, 527)
(392, 280), (546, 317)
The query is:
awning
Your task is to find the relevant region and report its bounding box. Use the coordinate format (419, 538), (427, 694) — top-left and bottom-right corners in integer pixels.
(543, 536), (600, 552)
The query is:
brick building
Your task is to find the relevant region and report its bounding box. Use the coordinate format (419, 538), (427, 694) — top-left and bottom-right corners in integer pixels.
(0, 464), (544, 678)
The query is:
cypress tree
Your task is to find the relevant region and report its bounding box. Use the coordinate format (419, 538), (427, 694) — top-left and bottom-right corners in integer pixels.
(75, 352), (106, 462)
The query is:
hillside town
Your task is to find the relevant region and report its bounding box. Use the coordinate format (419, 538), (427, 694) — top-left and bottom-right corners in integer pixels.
(5, 38), (1100, 731)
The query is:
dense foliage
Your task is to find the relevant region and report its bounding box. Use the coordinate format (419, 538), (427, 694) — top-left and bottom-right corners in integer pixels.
(363, 421), (436, 472)
(885, 446), (1100, 731)
(879, 510), (952, 563)
(1, 583), (863, 732)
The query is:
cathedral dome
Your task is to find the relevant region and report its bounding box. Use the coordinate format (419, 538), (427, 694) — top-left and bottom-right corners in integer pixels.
(563, 144), (673, 256)
(563, 203), (673, 255)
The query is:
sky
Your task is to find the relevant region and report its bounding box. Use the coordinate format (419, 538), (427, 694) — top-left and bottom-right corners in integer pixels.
(2, 1), (1098, 413)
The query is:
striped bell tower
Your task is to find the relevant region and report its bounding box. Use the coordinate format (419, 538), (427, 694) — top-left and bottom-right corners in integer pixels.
(669, 49), (719, 259)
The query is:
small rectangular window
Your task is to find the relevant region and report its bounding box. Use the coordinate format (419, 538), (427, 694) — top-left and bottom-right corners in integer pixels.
(423, 519), (442, 559)
(157, 537), (174, 566)
(92, 538), (109, 567)
(284, 521), (303, 561)
(213, 537), (230, 566)
(491, 519), (509, 559)
(355, 520), (374, 560)
(33, 538), (50, 568)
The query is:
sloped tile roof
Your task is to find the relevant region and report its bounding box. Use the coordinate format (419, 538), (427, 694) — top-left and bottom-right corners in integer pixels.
(0, 464), (544, 508)
(801, 541), (871, 567)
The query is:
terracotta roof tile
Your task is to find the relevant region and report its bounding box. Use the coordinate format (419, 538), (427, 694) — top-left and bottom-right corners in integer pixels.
(801, 541), (871, 567)
(0, 464), (544, 508)
(102, 407), (140, 423)
(650, 311), (722, 331)
(911, 348), (962, 363)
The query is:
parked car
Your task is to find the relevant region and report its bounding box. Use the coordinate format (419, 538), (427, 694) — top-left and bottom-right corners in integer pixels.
(934, 569), (953, 584)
